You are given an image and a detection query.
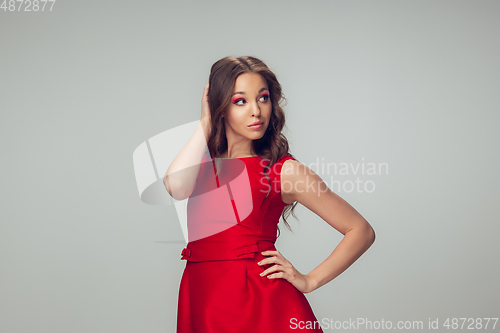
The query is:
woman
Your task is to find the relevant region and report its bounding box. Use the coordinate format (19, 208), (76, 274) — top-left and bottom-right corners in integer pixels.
(164, 56), (375, 332)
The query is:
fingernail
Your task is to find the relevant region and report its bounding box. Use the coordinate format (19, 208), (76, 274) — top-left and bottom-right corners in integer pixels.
(257, 261), (261, 265)
(260, 272), (264, 276)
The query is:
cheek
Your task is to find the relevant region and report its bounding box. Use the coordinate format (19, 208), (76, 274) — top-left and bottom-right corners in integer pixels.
(263, 104), (273, 119)
(225, 108), (245, 126)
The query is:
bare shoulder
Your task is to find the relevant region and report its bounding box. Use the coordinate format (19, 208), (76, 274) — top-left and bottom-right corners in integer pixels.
(280, 159), (323, 205)
(281, 158), (310, 180)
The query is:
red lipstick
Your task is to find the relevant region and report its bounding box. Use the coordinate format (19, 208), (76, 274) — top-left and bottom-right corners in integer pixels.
(248, 121), (263, 129)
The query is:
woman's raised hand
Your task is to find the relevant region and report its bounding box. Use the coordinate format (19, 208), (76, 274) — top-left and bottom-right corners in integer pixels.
(200, 83), (212, 139)
(201, 83), (211, 123)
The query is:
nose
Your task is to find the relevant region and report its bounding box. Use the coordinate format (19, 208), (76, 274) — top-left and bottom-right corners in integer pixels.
(250, 101), (261, 116)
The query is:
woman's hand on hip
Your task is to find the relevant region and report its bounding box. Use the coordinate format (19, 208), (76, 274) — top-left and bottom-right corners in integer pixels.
(258, 250), (317, 294)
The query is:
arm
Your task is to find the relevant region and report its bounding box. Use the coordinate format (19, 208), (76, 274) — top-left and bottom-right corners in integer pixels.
(281, 159), (375, 292)
(164, 83), (212, 200)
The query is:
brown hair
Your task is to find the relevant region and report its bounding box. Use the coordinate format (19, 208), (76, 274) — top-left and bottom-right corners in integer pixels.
(206, 55), (299, 236)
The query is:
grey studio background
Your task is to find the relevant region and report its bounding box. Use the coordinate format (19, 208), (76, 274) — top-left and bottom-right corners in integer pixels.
(1, 1), (499, 332)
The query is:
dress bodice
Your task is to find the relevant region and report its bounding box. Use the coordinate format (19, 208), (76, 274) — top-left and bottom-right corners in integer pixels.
(180, 154), (296, 262)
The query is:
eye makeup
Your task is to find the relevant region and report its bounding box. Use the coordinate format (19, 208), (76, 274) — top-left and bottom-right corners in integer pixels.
(232, 97), (246, 104)
(260, 92), (270, 101)
(232, 92), (270, 105)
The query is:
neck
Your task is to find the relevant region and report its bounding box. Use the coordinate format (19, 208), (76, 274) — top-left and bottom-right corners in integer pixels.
(225, 145), (255, 159)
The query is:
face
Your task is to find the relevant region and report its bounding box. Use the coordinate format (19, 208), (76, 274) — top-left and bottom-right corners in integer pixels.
(224, 72), (272, 142)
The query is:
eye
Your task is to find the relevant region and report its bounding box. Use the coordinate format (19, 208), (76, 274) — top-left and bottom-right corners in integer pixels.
(233, 98), (246, 106)
(259, 94), (270, 102)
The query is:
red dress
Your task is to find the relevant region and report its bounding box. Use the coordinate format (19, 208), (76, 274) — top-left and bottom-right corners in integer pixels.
(177, 154), (323, 333)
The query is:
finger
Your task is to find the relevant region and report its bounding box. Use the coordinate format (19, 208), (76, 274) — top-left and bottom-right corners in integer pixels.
(260, 257), (287, 270)
(267, 271), (285, 279)
(261, 250), (279, 256)
(260, 264), (282, 277)
(257, 256), (279, 266)
(205, 84), (210, 101)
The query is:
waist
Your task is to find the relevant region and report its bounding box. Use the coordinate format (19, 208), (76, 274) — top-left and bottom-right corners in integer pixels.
(180, 239), (276, 262)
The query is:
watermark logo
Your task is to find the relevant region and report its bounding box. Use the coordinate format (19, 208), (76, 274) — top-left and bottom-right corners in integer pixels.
(289, 317), (499, 330)
(309, 157), (388, 194)
(257, 156), (388, 196)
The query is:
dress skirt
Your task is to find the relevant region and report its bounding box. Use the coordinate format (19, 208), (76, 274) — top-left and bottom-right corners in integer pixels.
(177, 240), (323, 332)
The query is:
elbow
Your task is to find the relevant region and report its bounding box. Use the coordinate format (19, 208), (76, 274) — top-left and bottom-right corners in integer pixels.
(344, 221), (375, 246)
(163, 175), (192, 201)
(163, 175), (171, 195)
(365, 223), (376, 246)
(369, 227), (376, 245)
(352, 220), (375, 246)
(163, 175), (180, 200)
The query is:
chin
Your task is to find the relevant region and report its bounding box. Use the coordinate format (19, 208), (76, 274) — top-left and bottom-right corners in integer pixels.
(253, 131), (267, 140)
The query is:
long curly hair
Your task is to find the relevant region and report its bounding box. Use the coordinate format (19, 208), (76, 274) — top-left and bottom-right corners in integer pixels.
(206, 55), (299, 236)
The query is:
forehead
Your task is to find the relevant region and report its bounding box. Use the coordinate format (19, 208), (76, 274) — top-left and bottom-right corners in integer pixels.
(233, 73), (268, 91)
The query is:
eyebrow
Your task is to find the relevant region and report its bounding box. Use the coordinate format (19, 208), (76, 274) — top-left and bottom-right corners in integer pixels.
(232, 87), (269, 96)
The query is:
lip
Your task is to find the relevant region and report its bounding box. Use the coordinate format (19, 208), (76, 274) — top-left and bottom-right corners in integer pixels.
(248, 121), (263, 129)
